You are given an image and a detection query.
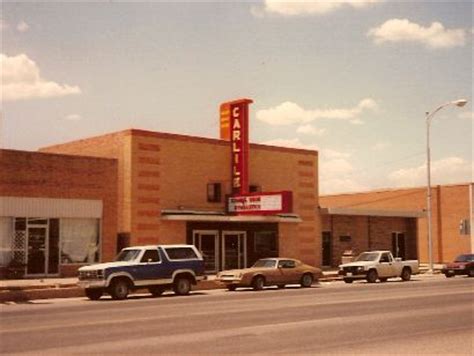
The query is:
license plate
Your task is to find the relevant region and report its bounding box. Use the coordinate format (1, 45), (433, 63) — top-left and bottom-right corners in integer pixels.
(347, 272), (352, 276)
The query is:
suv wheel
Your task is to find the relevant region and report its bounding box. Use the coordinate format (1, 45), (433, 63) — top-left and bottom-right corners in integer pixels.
(174, 277), (191, 295)
(109, 279), (130, 300)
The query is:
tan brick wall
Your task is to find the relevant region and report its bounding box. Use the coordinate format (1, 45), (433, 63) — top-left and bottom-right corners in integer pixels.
(321, 184), (472, 263)
(0, 149), (118, 270)
(42, 129), (321, 266)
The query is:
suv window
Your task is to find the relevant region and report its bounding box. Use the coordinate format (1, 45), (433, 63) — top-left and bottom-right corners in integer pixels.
(141, 249), (160, 263)
(165, 247), (198, 260)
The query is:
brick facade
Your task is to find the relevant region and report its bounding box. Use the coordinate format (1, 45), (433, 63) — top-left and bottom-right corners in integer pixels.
(42, 129), (321, 267)
(321, 184), (472, 264)
(0, 149), (118, 276)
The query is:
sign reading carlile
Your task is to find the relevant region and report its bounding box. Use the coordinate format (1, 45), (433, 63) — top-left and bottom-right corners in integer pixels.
(220, 98), (252, 195)
(220, 98), (294, 215)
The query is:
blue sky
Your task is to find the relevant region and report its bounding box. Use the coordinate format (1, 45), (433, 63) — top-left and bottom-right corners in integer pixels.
(1, 1), (472, 194)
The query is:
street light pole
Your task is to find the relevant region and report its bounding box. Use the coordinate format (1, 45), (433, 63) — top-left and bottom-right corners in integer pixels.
(425, 99), (468, 272)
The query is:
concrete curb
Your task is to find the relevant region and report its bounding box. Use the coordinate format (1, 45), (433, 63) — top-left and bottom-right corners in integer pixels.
(0, 275), (342, 302)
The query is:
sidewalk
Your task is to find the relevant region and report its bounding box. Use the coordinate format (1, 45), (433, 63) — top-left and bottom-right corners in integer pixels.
(0, 268), (443, 303)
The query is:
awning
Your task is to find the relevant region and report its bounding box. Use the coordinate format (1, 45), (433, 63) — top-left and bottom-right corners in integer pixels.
(160, 209), (302, 223)
(320, 207), (425, 218)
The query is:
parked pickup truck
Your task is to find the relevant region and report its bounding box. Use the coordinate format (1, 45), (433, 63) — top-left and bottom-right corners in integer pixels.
(78, 244), (206, 300)
(338, 250), (419, 284)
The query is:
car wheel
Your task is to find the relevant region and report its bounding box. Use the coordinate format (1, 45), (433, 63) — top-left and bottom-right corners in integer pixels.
(277, 284), (285, 289)
(343, 278), (353, 284)
(401, 267), (411, 281)
(366, 270), (378, 283)
(468, 269), (474, 277)
(149, 286), (165, 297)
(379, 278), (388, 283)
(109, 279), (129, 300)
(85, 288), (103, 300)
(252, 276), (265, 291)
(444, 272), (454, 278)
(227, 284), (237, 291)
(173, 277), (191, 295)
(300, 273), (313, 288)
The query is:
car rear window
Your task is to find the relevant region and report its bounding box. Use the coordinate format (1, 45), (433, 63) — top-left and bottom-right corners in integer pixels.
(164, 247), (199, 260)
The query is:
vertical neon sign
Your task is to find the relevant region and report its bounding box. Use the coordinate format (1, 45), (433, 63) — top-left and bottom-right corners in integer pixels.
(220, 98), (253, 195)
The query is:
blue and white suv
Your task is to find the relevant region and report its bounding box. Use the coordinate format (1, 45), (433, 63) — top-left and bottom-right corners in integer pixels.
(78, 244), (205, 300)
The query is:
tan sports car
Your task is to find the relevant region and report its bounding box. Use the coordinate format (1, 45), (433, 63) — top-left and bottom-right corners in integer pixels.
(216, 258), (322, 291)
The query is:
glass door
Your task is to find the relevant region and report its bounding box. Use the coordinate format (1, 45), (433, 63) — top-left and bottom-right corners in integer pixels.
(222, 231), (247, 271)
(27, 226), (48, 275)
(192, 230), (219, 273)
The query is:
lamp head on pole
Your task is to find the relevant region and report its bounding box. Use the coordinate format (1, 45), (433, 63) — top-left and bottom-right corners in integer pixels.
(452, 99), (468, 107)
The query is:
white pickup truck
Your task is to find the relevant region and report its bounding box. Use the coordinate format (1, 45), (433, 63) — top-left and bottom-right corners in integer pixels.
(338, 250), (419, 284)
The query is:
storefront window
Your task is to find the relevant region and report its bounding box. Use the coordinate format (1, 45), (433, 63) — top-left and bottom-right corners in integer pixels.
(60, 218), (100, 264)
(254, 231), (277, 258)
(0, 217), (13, 266)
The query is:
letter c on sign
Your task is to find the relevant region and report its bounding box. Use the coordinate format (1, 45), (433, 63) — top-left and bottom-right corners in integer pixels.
(232, 107), (240, 117)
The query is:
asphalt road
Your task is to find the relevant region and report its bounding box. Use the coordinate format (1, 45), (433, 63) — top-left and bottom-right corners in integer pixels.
(1, 276), (473, 355)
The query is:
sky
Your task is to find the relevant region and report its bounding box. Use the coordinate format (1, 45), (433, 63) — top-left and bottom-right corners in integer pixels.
(1, 0), (472, 195)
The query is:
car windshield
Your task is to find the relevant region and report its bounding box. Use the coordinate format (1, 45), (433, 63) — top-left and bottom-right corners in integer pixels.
(454, 254), (474, 262)
(115, 249), (141, 262)
(252, 259), (277, 268)
(355, 252), (379, 262)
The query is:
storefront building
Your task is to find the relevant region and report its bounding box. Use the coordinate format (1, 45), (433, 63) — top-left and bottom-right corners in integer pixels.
(320, 183), (473, 265)
(0, 149), (118, 278)
(41, 128), (320, 273)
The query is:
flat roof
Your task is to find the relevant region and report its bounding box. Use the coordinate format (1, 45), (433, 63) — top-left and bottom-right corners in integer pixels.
(320, 207), (425, 218)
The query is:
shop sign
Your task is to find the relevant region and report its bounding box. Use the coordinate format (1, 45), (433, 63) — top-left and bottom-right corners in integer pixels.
(220, 98), (253, 195)
(227, 191), (293, 215)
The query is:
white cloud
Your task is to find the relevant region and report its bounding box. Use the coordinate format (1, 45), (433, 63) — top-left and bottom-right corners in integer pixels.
(256, 98), (377, 126)
(388, 157), (472, 188)
(0, 53), (81, 101)
(296, 124), (326, 136)
(16, 21), (29, 33)
(372, 141), (391, 150)
(260, 138), (319, 151)
(0, 19), (7, 31)
(259, 137), (365, 194)
(63, 114), (82, 121)
(368, 19), (466, 49)
(256, 0), (383, 17)
(458, 111), (474, 120)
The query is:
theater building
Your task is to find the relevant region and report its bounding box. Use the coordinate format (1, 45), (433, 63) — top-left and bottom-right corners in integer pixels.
(320, 183), (473, 266)
(40, 128), (320, 275)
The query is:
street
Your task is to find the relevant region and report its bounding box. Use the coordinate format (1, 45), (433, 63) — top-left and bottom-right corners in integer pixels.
(1, 276), (473, 355)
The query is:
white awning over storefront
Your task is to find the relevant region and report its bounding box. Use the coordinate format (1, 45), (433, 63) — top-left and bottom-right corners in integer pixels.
(0, 197), (103, 218)
(160, 209), (302, 223)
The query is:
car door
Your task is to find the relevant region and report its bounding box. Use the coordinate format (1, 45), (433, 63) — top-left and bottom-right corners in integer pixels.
(135, 248), (162, 281)
(278, 259), (299, 284)
(378, 253), (394, 277)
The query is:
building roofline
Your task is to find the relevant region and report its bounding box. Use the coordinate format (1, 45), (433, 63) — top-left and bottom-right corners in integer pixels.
(0, 148), (117, 163)
(40, 128), (317, 156)
(320, 207), (425, 218)
(320, 182), (473, 198)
